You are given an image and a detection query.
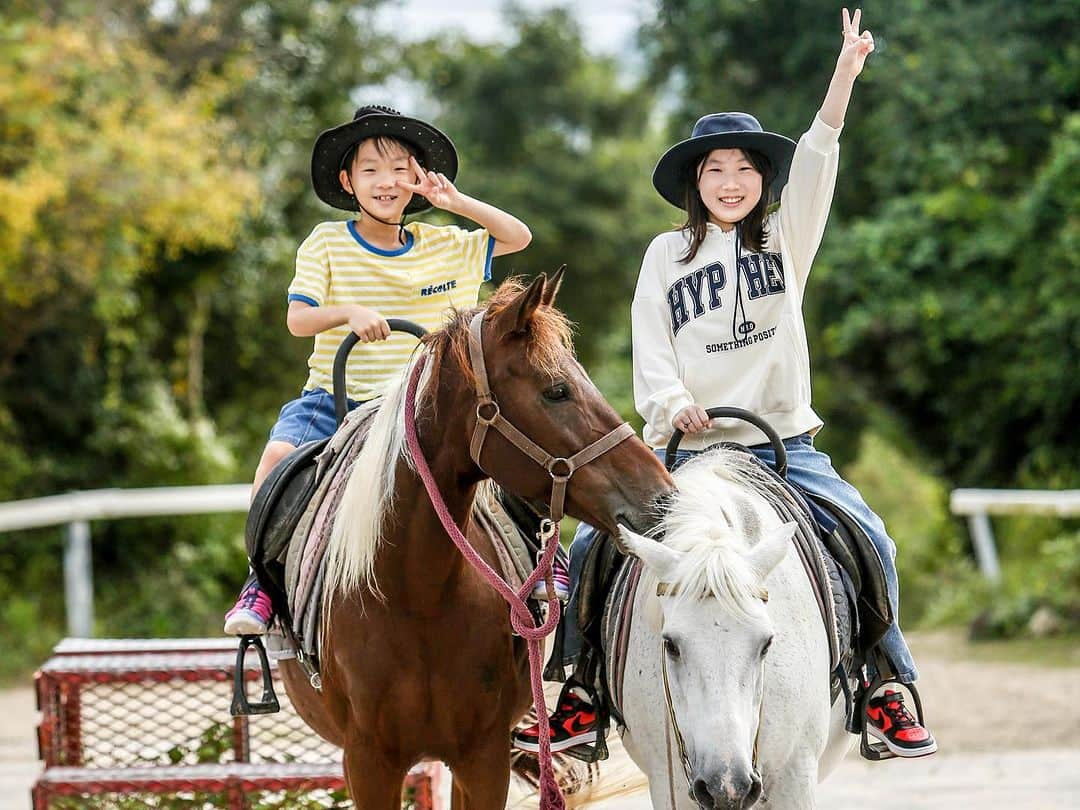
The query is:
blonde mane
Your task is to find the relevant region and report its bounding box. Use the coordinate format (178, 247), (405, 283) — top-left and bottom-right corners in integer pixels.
(647, 448), (781, 617)
(321, 279), (574, 617)
(320, 350), (430, 614)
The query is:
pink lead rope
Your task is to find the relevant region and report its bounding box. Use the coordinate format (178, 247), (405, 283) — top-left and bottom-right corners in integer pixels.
(403, 355), (567, 810)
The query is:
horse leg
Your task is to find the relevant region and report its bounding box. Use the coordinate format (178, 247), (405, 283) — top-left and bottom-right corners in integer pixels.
(342, 744), (405, 810)
(447, 738), (512, 810)
(762, 762), (818, 810)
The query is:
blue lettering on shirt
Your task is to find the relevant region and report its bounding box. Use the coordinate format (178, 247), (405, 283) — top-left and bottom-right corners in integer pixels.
(420, 279), (458, 296)
(667, 279), (689, 334)
(741, 253), (785, 300)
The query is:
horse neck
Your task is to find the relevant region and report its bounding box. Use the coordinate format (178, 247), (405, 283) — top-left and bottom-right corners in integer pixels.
(377, 367), (484, 603)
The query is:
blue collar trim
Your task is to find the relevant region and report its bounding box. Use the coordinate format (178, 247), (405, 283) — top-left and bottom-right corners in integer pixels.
(347, 220), (414, 255)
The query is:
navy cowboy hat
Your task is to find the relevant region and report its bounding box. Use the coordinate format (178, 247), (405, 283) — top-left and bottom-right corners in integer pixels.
(311, 105), (458, 214)
(652, 112), (796, 209)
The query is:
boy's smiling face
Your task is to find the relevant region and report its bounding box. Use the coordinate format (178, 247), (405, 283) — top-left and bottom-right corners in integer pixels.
(339, 137), (417, 220)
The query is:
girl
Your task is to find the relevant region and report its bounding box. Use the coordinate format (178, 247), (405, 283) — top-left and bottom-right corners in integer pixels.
(515, 8), (935, 760)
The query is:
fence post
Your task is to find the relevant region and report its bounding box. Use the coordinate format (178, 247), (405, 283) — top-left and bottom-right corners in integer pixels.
(64, 520), (94, 637)
(967, 511), (1001, 584)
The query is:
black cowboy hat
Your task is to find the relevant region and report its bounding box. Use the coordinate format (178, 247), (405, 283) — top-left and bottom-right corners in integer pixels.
(311, 105), (458, 214)
(652, 112), (796, 209)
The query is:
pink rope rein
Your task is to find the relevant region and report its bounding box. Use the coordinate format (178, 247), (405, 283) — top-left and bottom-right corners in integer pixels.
(403, 356), (566, 810)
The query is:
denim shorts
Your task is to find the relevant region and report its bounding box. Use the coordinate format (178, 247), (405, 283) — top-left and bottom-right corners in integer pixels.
(268, 388), (364, 446)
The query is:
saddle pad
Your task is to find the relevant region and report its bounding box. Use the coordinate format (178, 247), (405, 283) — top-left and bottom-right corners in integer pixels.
(600, 556), (643, 724)
(472, 485), (536, 593)
(282, 405), (377, 659)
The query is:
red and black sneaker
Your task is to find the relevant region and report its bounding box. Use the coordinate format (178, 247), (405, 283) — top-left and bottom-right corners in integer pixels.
(512, 684), (597, 753)
(866, 689), (938, 758)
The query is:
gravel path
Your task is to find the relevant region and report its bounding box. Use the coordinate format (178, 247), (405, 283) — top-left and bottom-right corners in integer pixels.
(4, 631), (1078, 809)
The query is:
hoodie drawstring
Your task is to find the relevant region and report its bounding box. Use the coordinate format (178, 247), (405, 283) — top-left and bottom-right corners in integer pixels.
(731, 224), (755, 340)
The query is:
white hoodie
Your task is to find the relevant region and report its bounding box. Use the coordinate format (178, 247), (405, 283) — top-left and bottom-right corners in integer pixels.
(632, 114), (842, 450)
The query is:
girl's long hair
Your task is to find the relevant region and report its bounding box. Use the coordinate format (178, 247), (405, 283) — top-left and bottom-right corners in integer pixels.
(678, 149), (774, 264)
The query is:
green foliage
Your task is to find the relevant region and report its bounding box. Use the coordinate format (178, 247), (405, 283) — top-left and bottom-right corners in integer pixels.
(406, 6), (671, 366)
(843, 429), (967, 626)
(0, 0), (396, 678)
(958, 529), (1080, 639)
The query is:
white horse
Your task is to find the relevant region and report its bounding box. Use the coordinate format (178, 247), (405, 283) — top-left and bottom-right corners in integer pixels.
(616, 447), (852, 810)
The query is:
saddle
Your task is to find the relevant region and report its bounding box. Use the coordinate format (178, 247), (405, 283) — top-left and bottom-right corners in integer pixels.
(241, 405), (377, 683)
(245, 436), (332, 627)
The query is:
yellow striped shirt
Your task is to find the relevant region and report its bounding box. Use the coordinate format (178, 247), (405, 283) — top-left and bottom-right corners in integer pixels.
(288, 219), (494, 401)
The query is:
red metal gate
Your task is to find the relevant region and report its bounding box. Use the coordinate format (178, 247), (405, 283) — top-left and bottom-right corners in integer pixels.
(32, 638), (440, 809)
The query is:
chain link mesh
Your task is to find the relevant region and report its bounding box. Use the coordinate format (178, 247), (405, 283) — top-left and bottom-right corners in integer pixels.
(33, 640), (439, 809)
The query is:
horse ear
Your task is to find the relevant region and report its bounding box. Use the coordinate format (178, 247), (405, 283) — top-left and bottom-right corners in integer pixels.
(618, 524), (682, 580)
(540, 265), (566, 307)
(509, 273), (547, 334)
(746, 521), (796, 583)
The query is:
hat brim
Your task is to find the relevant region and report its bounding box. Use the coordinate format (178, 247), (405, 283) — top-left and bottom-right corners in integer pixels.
(311, 114), (458, 214)
(652, 131), (796, 210)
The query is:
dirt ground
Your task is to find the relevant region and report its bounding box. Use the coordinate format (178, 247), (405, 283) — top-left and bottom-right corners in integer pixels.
(4, 630), (1079, 809)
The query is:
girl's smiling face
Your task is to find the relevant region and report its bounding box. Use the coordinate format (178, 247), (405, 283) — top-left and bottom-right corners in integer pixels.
(339, 137), (416, 219)
(696, 148), (763, 231)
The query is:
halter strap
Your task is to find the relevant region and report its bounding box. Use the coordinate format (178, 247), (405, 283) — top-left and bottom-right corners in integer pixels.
(466, 310), (634, 523)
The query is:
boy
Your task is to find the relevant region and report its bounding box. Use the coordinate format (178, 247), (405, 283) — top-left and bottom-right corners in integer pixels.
(225, 105), (533, 635)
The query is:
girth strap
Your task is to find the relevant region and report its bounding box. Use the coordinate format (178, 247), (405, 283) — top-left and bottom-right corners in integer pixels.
(466, 310), (634, 523)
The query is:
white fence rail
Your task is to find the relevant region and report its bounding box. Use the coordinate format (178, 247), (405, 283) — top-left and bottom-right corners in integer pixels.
(0, 486), (251, 637)
(2, 484), (1076, 635)
(949, 488), (1080, 583)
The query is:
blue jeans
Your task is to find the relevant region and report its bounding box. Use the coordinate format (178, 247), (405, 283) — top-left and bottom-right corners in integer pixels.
(563, 434), (918, 683)
(268, 387), (364, 446)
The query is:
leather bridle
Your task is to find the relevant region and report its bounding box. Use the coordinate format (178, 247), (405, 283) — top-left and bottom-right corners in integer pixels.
(465, 310), (635, 530)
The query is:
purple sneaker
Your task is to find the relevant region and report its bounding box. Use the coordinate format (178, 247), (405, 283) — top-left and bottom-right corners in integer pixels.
(224, 583), (274, 636)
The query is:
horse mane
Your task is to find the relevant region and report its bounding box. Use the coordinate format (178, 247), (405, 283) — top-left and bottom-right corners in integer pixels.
(649, 448), (781, 617)
(424, 277), (574, 388)
(322, 277), (574, 614)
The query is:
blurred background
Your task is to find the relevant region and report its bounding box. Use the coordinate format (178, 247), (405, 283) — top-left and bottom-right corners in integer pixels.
(1, 0), (1076, 749)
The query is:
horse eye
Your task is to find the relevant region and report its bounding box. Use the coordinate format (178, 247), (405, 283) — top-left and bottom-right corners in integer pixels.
(663, 637), (680, 659)
(542, 382), (570, 402)
(761, 637), (773, 658)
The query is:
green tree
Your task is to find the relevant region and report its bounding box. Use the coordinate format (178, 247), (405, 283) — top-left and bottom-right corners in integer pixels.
(644, 0), (1079, 485)
(0, 0), (395, 672)
(407, 6), (669, 368)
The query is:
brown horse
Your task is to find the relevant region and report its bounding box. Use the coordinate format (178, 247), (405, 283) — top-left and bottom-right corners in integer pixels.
(279, 271), (673, 809)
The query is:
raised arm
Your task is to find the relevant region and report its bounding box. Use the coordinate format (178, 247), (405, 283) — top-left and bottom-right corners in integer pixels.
(819, 7), (875, 128)
(778, 8), (874, 290)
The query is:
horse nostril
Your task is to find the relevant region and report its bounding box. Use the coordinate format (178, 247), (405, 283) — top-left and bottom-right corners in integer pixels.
(745, 771), (763, 806)
(692, 777), (714, 806)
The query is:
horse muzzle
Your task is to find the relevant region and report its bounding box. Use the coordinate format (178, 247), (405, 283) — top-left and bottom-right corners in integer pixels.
(691, 767), (763, 810)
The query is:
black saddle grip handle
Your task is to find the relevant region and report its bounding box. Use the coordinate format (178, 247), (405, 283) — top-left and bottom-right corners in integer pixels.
(333, 318), (428, 426)
(664, 406), (787, 478)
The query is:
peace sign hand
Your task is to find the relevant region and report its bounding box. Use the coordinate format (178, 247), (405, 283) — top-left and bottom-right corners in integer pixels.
(838, 7), (875, 80)
(397, 156), (462, 212)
